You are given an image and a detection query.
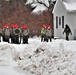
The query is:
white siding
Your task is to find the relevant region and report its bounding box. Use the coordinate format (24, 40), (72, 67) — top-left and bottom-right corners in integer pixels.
(53, 0), (67, 39)
(53, 0), (76, 40)
(67, 13), (76, 39)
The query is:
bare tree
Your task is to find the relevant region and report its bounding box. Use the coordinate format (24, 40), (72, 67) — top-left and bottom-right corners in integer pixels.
(25, 0), (56, 13)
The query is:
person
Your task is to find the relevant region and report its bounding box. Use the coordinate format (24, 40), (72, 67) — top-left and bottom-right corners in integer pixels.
(63, 24), (72, 41)
(20, 25), (24, 43)
(13, 24), (21, 44)
(0, 28), (3, 42)
(3, 24), (10, 43)
(2, 24), (7, 42)
(22, 25), (29, 44)
(10, 24), (15, 43)
(41, 24), (47, 42)
(46, 25), (53, 42)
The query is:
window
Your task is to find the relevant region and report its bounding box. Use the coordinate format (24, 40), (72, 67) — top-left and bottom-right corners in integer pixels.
(62, 16), (64, 28)
(59, 17), (61, 25)
(56, 16), (58, 28)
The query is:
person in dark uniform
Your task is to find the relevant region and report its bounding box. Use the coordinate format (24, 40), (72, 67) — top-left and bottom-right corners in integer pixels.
(13, 24), (21, 44)
(10, 24), (15, 43)
(63, 24), (72, 41)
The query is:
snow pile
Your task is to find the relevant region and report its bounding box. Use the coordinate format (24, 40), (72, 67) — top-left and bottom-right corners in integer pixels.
(62, 0), (76, 12)
(25, 0), (48, 14)
(63, 0), (76, 3)
(17, 43), (76, 75)
(0, 43), (19, 66)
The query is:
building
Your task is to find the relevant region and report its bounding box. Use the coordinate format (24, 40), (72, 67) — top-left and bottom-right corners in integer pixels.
(52, 0), (76, 40)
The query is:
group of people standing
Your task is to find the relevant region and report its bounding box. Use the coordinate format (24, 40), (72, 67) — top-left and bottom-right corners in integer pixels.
(0, 24), (29, 44)
(41, 24), (72, 42)
(0, 23), (72, 44)
(41, 24), (53, 42)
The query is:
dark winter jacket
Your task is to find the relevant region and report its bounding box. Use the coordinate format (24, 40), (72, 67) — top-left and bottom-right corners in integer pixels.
(63, 25), (72, 36)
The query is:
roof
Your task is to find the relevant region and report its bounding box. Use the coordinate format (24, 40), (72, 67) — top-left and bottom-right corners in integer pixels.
(53, 0), (76, 13)
(62, 0), (76, 12)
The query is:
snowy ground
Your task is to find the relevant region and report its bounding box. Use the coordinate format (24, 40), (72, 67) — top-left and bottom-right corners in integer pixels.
(0, 36), (76, 75)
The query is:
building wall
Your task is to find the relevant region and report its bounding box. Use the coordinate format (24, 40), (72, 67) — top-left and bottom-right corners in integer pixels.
(0, 0), (53, 37)
(67, 12), (76, 39)
(53, 0), (76, 40)
(53, 0), (67, 39)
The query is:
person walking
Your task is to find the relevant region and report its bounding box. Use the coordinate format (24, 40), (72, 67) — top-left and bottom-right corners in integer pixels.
(63, 24), (72, 41)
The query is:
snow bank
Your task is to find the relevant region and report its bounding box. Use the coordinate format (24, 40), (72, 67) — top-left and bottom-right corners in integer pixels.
(17, 42), (76, 75)
(1, 38), (76, 75)
(0, 43), (19, 66)
(0, 66), (26, 75)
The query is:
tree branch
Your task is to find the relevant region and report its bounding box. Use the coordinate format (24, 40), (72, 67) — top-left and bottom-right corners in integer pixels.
(36, 0), (49, 8)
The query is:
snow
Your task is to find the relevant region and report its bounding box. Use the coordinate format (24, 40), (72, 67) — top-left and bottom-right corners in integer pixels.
(31, 4), (47, 14)
(62, 0), (76, 12)
(25, 0), (49, 14)
(5, 0), (9, 1)
(25, 0), (56, 14)
(0, 37), (76, 75)
(63, 0), (76, 3)
(0, 66), (26, 75)
(26, 0), (76, 14)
